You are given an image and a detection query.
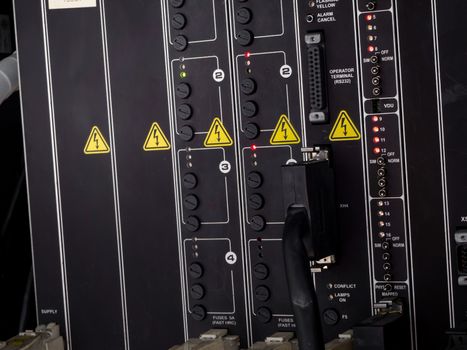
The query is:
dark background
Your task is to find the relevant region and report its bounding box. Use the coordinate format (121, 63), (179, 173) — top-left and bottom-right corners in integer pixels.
(0, 0), (35, 340)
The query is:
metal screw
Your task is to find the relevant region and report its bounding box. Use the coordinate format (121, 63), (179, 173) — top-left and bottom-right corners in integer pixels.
(237, 29), (254, 46)
(191, 305), (206, 321)
(188, 262), (204, 279)
(175, 83), (191, 99)
(169, 0), (184, 8)
(247, 172), (263, 189)
(253, 263), (269, 280)
(248, 193), (264, 210)
(184, 194), (199, 211)
(190, 284), (205, 300)
(242, 101), (258, 118)
(250, 215), (266, 232)
(183, 173), (198, 189)
(240, 78), (257, 95)
(171, 13), (187, 30)
(244, 122), (260, 140)
(179, 125), (194, 142)
(236, 7), (252, 24)
(173, 35), (188, 51)
(256, 307), (272, 323)
(323, 309), (340, 326)
(255, 285), (271, 302)
(185, 216), (201, 232)
(177, 104), (193, 120)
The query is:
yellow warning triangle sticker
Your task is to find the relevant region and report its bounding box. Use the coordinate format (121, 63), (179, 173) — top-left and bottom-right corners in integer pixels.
(84, 126), (110, 155)
(329, 110), (361, 141)
(204, 117), (233, 147)
(143, 122), (171, 151)
(270, 115), (301, 145)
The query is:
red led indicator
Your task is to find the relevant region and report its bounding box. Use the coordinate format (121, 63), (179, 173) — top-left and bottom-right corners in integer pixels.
(372, 116), (379, 123)
(373, 126), (380, 133)
(368, 45), (375, 53)
(373, 147), (382, 155)
(366, 14), (374, 21)
(245, 51), (251, 59)
(250, 144), (257, 151)
(373, 137), (381, 143)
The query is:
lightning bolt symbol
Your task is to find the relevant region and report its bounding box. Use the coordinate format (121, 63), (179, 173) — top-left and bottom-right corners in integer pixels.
(281, 121), (288, 140)
(154, 129), (159, 146)
(215, 124), (221, 142)
(93, 132), (99, 149)
(341, 118), (348, 136)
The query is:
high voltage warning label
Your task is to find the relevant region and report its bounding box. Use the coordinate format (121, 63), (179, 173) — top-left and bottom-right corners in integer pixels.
(329, 110), (361, 141)
(270, 115), (301, 145)
(84, 126), (110, 155)
(204, 118), (233, 147)
(143, 122), (171, 151)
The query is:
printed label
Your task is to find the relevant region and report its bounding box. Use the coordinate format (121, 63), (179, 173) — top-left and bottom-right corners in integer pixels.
(49, 0), (97, 10)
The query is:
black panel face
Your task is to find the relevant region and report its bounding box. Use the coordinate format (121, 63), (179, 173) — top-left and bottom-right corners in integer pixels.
(13, 0), (467, 349)
(43, 7), (126, 349)
(436, 0), (467, 326)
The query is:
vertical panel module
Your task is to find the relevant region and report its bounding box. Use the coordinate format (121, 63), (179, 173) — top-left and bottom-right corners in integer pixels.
(13, 0), (466, 349)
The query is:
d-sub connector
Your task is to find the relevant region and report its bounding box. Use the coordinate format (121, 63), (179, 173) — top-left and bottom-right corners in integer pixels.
(305, 32), (328, 124)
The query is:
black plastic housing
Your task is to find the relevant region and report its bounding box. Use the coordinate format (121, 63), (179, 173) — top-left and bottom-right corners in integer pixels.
(353, 312), (410, 350)
(281, 159), (337, 261)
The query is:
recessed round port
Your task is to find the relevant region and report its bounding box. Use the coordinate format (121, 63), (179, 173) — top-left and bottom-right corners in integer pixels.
(377, 168), (386, 177)
(366, 2), (376, 11)
(371, 66), (380, 75)
(384, 283), (393, 292)
(382, 242), (391, 250)
(383, 262), (392, 271)
(378, 178), (387, 188)
(370, 55), (379, 64)
(373, 87), (382, 96)
(377, 157), (386, 166)
(306, 14), (314, 23)
(379, 189), (388, 197)
(384, 274), (392, 281)
(372, 76), (381, 86)
(382, 252), (391, 261)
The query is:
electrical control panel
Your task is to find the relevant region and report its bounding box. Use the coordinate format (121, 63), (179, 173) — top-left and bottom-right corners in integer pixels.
(13, 0), (467, 349)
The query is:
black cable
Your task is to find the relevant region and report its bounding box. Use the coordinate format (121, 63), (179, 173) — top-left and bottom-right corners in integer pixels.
(283, 205), (324, 350)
